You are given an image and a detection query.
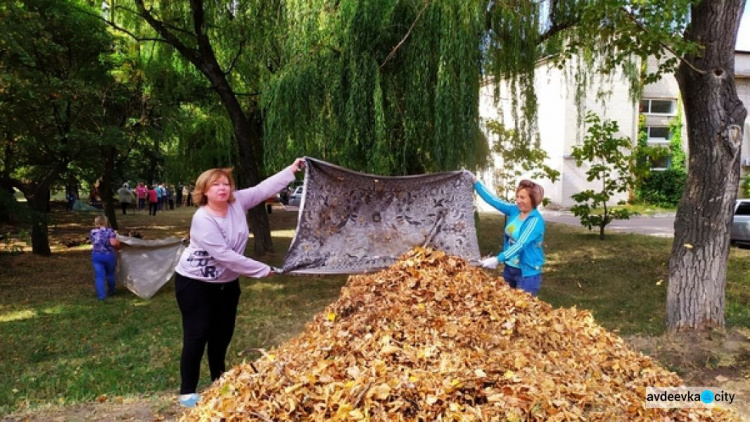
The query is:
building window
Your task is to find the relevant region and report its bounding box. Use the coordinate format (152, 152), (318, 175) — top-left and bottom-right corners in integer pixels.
(640, 99), (676, 115)
(643, 126), (671, 170)
(648, 154), (671, 170)
(645, 126), (670, 144)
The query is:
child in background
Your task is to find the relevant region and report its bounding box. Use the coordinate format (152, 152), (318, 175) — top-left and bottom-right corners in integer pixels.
(90, 215), (120, 300)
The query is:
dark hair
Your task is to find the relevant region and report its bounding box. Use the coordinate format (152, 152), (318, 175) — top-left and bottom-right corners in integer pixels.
(516, 180), (544, 208)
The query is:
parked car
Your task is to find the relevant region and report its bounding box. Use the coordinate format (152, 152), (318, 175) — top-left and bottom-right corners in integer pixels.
(731, 199), (750, 246)
(288, 186), (304, 207)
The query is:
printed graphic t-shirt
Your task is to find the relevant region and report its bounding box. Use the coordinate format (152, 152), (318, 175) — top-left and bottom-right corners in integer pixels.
(504, 214), (524, 268)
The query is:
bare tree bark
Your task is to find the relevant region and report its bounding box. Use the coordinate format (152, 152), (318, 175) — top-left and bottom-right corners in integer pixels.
(668, 0), (747, 330)
(28, 186), (52, 256)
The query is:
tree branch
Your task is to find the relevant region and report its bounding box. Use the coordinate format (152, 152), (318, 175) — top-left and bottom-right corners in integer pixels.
(190, 0), (212, 56)
(619, 6), (706, 75)
(75, 7), (166, 43)
(224, 38), (247, 76)
(380, 1), (429, 69)
(133, 0), (201, 65)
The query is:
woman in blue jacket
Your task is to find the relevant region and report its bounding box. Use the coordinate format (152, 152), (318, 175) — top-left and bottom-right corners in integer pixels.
(475, 179), (546, 296)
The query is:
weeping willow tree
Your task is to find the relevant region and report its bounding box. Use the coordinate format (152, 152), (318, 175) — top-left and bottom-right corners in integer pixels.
(264, 0), (490, 175)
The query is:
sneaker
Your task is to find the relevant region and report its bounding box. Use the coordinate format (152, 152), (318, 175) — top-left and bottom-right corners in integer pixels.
(179, 393), (200, 408)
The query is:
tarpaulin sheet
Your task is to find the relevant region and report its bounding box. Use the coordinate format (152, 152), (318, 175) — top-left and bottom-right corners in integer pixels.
(282, 158), (480, 274)
(115, 235), (185, 299)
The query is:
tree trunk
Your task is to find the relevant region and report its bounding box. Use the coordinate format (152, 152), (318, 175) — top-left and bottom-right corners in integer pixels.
(201, 65), (273, 255)
(244, 104), (273, 255)
(132, 0), (274, 254)
(101, 146), (118, 230)
(29, 186), (51, 256)
(667, 0), (747, 330)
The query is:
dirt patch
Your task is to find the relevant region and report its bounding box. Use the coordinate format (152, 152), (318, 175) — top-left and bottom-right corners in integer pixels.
(1, 394), (184, 422)
(625, 328), (750, 420)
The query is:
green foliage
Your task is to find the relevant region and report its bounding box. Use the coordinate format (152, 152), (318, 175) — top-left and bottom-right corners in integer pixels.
(485, 119), (560, 200)
(668, 105), (686, 171)
(637, 168), (686, 207)
(570, 112), (637, 239)
(264, 0), (489, 175)
(633, 115), (663, 183)
(633, 102), (686, 207)
(741, 174), (750, 198)
(0, 0), (121, 251)
(0, 0), (114, 142)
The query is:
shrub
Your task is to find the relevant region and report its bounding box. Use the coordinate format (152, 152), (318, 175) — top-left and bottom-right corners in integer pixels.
(638, 169), (686, 207)
(741, 174), (750, 198)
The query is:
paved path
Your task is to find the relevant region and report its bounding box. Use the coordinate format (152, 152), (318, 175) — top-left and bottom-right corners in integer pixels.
(542, 212), (675, 237)
(285, 205), (676, 238)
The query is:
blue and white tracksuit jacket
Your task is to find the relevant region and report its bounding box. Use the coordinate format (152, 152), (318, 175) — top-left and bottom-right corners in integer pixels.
(474, 181), (545, 277)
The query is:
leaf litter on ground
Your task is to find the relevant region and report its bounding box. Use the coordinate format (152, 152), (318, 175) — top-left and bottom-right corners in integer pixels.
(184, 248), (739, 421)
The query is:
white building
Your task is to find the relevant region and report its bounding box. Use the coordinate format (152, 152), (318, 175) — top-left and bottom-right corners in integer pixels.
(478, 51), (750, 209)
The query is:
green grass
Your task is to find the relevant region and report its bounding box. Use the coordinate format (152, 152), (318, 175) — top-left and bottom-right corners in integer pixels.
(0, 207), (748, 416)
(477, 212), (750, 335)
(585, 201), (676, 216)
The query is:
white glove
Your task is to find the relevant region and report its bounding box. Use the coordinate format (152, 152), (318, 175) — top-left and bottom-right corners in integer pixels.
(480, 257), (499, 269)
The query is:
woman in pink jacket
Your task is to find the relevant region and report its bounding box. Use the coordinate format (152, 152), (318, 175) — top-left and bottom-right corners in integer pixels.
(148, 185), (159, 216)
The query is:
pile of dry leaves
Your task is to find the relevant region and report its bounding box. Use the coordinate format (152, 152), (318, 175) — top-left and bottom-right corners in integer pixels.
(184, 248), (738, 421)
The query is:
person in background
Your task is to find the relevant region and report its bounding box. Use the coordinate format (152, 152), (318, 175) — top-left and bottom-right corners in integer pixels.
(186, 185), (194, 206)
(167, 184), (175, 210)
(156, 183), (164, 211)
(148, 184), (159, 216)
(176, 182), (183, 207)
(117, 183), (133, 215)
(66, 191), (77, 211)
(182, 183), (190, 207)
(135, 182), (148, 212)
(90, 215), (120, 301)
(89, 185), (100, 208)
(173, 158), (305, 408)
(474, 178), (546, 296)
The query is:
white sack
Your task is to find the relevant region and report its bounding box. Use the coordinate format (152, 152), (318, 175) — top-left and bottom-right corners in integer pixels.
(115, 235), (185, 299)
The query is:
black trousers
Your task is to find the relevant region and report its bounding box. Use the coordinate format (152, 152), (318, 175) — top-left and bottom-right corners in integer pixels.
(175, 273), (241, 394)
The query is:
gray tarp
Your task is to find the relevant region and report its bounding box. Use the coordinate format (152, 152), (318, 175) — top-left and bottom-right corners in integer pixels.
(281, 158), (480, 274)
(115, 235), (185, 299)
(72, 200), (100, 212)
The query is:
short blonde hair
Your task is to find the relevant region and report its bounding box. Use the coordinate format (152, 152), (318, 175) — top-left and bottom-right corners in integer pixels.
(94, 215), (109, 227)
(192, 168), (236, 206)
(516, 180), (544, 208)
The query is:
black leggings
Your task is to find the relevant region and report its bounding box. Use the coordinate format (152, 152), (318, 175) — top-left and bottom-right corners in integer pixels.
(175, 273), (241, 394)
